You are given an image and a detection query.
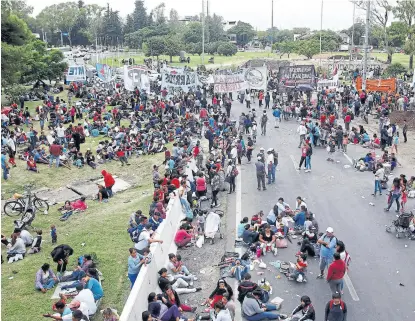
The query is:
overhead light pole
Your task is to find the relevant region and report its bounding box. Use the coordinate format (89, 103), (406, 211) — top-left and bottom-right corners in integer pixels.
(271, 0), (274, 50)
(202, 0), (205, 64)
(349, 1), (356, 71)
(362, 0), (370, 91)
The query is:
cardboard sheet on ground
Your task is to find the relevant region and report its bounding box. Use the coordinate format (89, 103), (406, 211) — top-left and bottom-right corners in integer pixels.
(68, 178), (131, 197)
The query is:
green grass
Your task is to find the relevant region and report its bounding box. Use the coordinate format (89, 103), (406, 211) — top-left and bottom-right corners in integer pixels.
(99, 51), (289, 68)
(1, 130), (168, 321)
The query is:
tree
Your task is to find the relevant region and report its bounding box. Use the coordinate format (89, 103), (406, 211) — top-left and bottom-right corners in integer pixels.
(275, 29), (294, 43)
(227, 21), (256, 46)
(383, 62), (406, 77)
(168, 8), (185, 34)
(151, 3), (166, 25)
(310, 30), (342, 51)
(345, 19), (366, 46)
(295, 40), (320, 59)
(358, 0), (393, 62)
(206, 42), (219, 55)
(124, 14), (135, 35)
(274, 41), (297, 58)
(206, 14), (225, 42)
(133, 0), (148, 30)
(3, 84), (27, 104)
(183, 22), (203, 44)
(1, 13), (32, 45)
(394, 0), (415, 69)
(163, 36), (183, 62)
(144, 36), (165, 58)
(292, 27), (310, 36)
(43, 49), (67, 83)
(217, 42), (237, 56)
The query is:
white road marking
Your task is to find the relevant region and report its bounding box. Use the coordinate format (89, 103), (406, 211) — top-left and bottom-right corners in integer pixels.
(235, 165), (242, 239)
(290, 155), (300, 174)
(344, 273), (360, 301)
(343, 152), (354, 165)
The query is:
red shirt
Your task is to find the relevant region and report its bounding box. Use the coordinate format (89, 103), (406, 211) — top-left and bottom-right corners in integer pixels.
(193, 146), (200, 158)
(116, 150), (125, 157)
(329, 115), (335, 124)
(344, 115), (351, 123)
(171, 178), (180, 189)
(175, 229), (191, 243)
(320, 114), (326, 124)
(301, 147), (308, 157)
(327, 259), (346, 281)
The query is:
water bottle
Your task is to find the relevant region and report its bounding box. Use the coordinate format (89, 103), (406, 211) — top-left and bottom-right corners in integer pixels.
(256, 245), (261, 258)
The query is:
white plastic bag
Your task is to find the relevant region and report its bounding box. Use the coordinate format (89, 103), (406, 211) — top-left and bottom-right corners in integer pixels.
(196, 235), (204, 248)
(259, 261), (267, 269)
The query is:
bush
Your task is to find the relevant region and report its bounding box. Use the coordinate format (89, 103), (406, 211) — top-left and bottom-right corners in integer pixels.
(217, 42), (237, 56)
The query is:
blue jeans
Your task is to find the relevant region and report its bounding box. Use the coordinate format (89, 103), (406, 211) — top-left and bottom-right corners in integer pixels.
(245, 304), (280, 321)
(374, 180), (382, 195)
(387, 193), (400, 211)
(40, 119), (45, 129)
(49, 155), (60, 168)
(36, 278), (55, 290)
(180, 198), (193, 219)
(268, 164), (275, 184)
(232, 264), (249, 281)
(128, 273), (138, 288)
(2, 165), (8, 180)
(305, 156), (311, 170)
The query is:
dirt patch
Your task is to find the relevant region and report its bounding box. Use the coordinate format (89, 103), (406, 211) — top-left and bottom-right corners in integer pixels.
(389, 111), (415, 130)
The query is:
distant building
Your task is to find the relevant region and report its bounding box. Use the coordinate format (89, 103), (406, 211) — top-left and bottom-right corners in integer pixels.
(338, 32), (350, 44)
(223, 21), (237, 32)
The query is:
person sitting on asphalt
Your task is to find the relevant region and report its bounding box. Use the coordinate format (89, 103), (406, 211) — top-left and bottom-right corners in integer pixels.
(237, 273), (259, 304)
(174, 225), (193, 248)
(293, 206), (306, 228)
(166, 253), (197, 283)
(203, 279), (234, 308)
(289, 295), (316, 321)
(147, 292), (189, 321)
(242, 225), (259, 245)
(242, 289), (287, 320)
(35, 263), (58, 293)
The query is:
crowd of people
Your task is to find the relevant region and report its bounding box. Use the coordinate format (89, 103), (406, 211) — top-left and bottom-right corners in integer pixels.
(2, 57), (415, 321)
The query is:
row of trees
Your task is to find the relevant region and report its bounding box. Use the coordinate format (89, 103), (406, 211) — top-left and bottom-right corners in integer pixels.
(1, 0), (67, 90)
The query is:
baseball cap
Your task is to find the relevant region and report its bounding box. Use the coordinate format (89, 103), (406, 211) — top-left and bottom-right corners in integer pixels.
(326, 227), (334, 233)
(257, 156), (262, 160)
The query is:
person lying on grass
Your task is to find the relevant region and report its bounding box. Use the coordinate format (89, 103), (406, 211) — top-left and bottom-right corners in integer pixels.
(59, 197), (88, 221)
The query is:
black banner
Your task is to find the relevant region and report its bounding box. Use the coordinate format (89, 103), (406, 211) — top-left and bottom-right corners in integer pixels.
(278, 65), (316, 87)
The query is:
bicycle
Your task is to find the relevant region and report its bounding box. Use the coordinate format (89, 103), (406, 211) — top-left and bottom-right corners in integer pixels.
(3, 184), (49, 217)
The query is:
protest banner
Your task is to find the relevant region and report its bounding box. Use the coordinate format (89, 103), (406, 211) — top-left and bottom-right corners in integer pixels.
(278, 65), (316, 87)
(66, 65), (86, 82)
(124, 65), (149, 91)
(242, 66), (267, 91)
(356, 77), (396, 93)
(213, 73), (247, 93)
(96, 63), (113, 83)
(161, 67), (199, 93)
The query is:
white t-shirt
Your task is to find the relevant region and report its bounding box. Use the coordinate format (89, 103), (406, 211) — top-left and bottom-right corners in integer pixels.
(74, 289), (97, 315)
(56, 127), (66, 138)
(134, 229), (151, 251)
(20, 230), (33, 245)
(62, 302), (90, 320)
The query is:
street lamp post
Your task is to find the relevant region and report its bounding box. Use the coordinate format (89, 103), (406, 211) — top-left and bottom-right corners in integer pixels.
(202, 0), (205, 65)
(362, 0), (370, 91)
(271, 0), (274, 50)
(349, 1), (356, 71)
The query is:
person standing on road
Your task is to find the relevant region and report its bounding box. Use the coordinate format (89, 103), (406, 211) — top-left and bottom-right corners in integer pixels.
(317, 227), (337, 279)
(297, 122), (307, 148)
(326, 252), (346, 295)
(260, 111), (268, 136)
(246, 92), (251, 109)
(255, 157), (267, 191)
(211, 168), (221, 208)
(372, 163), (384, 196)
(265, 92), (271, 109)
(298, 142), (308, 171)
(272, 106), (281, 128)
(266, 149), (275, 184)
(246, 137), (254, 163)
(305, 142), (312, 173)
(226, 160), (236, 194)
(402, 119), (408, 143)
(324, 293), (347, 321)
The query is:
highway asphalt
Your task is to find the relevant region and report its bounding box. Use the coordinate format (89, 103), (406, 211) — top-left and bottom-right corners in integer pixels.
(224, 99), (415, 321)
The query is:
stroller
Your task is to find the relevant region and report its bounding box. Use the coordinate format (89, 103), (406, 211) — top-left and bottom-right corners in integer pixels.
(385, 211), (415, 240)
(204, 210), (224, 244)
(14, 206), (37, 230)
